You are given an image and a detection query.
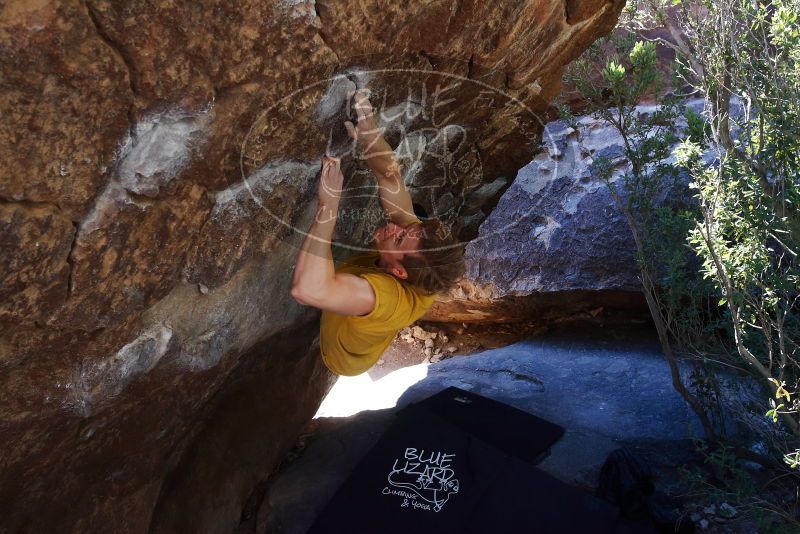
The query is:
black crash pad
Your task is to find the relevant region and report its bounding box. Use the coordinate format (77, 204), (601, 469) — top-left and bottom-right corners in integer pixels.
(309, 390), (620, 534)
(407, 386), (565, 464)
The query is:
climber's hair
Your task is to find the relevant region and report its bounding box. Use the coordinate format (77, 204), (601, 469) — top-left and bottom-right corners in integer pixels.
(400, 219), (465, 294)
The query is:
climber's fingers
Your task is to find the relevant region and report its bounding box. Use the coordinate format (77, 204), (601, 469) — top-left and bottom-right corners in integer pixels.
(321, 155), (340, 173)
(318, 156), (343, 204)
(321, 156), (342, 183)
(352, 89), (374, 122)
(327, 155), (341, 175)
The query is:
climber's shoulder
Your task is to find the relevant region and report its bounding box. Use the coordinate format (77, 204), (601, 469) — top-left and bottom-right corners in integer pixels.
(292, 270), (375, 316)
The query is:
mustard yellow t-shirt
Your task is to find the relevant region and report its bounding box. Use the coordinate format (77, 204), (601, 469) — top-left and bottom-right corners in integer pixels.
(320, 251), (436, 376)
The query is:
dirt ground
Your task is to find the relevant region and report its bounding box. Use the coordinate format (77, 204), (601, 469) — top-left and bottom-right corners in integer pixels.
(366, 310), (652, 381)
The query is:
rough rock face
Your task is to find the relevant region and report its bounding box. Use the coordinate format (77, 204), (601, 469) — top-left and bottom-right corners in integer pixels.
(426, 102), (707, 323)
(470, 115), (645, 293)
(0, 1), (623, 531)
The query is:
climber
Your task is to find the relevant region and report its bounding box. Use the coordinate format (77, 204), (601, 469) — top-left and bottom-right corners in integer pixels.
(291, 90), (465, 376)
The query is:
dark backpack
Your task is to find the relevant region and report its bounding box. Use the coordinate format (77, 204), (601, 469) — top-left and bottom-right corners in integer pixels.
(597, 448), (694, 534)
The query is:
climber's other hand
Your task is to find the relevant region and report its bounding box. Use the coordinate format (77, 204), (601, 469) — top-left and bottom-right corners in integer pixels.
(318, 156), (343, 209)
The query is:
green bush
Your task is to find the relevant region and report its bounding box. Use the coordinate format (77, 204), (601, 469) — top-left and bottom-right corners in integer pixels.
(566, 0), (800, 526)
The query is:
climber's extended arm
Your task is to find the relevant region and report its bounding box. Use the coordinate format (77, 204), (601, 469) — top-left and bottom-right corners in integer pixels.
(291, 157), (375, 316)
(345, 90), (418, 226)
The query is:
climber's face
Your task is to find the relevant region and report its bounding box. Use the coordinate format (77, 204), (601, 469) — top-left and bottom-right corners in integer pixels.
(373, 222), (423, 280)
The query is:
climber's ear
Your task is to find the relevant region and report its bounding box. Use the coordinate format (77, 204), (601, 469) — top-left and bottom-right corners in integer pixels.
(391, 265), (408, 280)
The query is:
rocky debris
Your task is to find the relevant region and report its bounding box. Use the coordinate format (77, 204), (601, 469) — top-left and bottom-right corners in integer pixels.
(686, 501), (744, 531)
(397, 324), (457, 366)
(0, 0), (625, 531)
(374, 319), (569, 381)
(410, 325), (436, 341)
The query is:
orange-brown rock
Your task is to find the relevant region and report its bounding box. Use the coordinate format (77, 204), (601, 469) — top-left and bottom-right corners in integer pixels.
(425, 278), (647, 324)
(0, 1), (624, 531)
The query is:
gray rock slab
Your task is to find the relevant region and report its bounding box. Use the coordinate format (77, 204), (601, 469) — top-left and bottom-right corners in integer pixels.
(465, 99), (707, 297)
(396, 333), (705, 484)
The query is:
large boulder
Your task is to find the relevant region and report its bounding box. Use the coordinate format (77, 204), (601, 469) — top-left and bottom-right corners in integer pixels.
(0, 1), (624, 531)
(426, 100), (707, 323)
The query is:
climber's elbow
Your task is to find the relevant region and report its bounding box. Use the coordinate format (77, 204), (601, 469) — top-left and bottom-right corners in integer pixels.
(290, 284), (311, 306)
(291, 281), (328, 307)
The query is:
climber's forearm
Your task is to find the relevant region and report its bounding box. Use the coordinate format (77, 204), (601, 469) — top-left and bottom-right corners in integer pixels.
(361, 134), (416, 225)
(361, 133), (396, 180)
(347, 89), (416, 224)
(291, 203), (338, 301)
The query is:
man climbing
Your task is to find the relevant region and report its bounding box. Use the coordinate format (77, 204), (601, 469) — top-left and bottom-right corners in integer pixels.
(291, 90), (465, 376)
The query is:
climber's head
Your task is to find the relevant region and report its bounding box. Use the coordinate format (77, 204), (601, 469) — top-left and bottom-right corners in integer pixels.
(373, 219), (465, 293)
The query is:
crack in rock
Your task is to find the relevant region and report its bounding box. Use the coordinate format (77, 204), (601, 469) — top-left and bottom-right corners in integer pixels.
(311, 0), (340, 62)
(84, 0), (138, 126)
